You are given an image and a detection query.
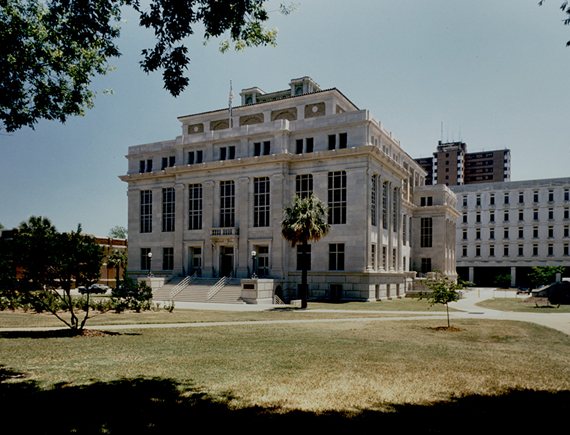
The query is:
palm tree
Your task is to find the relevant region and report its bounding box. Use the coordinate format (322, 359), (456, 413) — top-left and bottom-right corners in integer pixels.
(107, 249), (128, 287)
(281, 194), (330, 308)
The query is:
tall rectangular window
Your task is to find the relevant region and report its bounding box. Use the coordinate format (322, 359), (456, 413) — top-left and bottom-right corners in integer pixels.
(328, 135), (336, 150)
(504, 245), (509, 257)
(382, 246), (387, 269)
(162, 188), (175, 232)
(328, 171), (347, 225)
(329, 243), (345, 271)
(296, 174), (313, 199)
(296, 244), (311, 271)
(371, 244), (376, 269)
(140, 248), (151, 271)
(305, 138), (314, 153)
(504, 192), (509, 204)
(140, 190), (152, 233)
(163, 247), (174, 270)
(420, 217), (432, 248)
(421, 258), (432, 274)
(296, 139), (303, 154)
(489, 245), (495, 257)
(254, 177), (270, 227)
(490, 193), (495, 205)
(220, 181), (235, 227)
(339, 133), (347, 148)
(371, 175), (377, 226)
(403, 214), (407, 245)
(393, 188), (398, 232)
(549, 190), (554, 202)
(188, 183), (202, 230)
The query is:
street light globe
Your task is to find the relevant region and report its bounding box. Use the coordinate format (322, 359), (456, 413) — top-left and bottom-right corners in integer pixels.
(251, 250), (256, 257)
(148, 252), (153, 258)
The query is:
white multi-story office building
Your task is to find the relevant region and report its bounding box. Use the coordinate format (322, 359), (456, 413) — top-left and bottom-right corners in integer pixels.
(120, 77), (458, 302)
(452, 178), (570, 286)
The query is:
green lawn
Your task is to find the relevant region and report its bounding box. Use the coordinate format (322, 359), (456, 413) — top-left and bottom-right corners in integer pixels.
(476, 298), (570, 313)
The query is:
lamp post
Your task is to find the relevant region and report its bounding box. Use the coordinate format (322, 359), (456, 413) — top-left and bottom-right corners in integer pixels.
(147, 252), (153, 277)
(251, 250), (257, 279)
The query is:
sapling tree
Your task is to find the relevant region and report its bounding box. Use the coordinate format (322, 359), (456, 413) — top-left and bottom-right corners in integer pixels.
(419, 271), (468, 328)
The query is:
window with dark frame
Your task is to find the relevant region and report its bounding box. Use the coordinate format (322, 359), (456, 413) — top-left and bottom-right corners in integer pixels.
(220, 180), (235, 227)
(162, 188), (175, 232)
(296, 244), (311, 271)
(295, 174), (313, 199)
(253, 177), (270, 227)
(328, 171), (347, 225)
(329, 243), (345, 271)
(188, 183), (202, 230)
(140, 190), (152, 233)
(162, 247), (174, 270)
(420, 217), (432, 248)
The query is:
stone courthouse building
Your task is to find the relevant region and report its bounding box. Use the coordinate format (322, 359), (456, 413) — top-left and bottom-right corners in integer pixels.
(120, 77), (458, 302)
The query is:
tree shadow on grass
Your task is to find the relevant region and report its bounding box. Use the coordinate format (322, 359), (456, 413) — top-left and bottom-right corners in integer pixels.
(0, 330), (140, 339)
(1, 375), (568, 434)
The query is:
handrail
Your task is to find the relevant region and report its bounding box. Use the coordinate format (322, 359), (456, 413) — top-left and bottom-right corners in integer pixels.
(207, 275), (231, 301)
(169, 272), (197, 300)
(273, 295), (285, 305)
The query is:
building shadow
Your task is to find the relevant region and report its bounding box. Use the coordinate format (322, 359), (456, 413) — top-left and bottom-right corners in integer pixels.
(0, 374), (568, 433)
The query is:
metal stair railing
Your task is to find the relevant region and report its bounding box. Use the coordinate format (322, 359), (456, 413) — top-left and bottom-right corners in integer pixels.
(169, 272), (197, 300)
(207, 275), (231, 301)
(273, 295), (285, 305)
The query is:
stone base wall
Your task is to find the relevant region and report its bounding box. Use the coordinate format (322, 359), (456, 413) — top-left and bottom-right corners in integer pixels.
(282, 272), (416, 302)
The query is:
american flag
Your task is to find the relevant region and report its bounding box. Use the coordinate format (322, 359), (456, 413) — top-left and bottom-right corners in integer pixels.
(228, 80), (233, 127)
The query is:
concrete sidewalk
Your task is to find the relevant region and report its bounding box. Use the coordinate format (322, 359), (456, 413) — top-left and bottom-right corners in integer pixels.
(449, 287), (570, 336)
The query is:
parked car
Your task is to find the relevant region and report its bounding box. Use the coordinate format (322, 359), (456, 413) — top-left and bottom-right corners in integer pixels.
(516, 286), (531, 295)
(78, 284), (110, 295)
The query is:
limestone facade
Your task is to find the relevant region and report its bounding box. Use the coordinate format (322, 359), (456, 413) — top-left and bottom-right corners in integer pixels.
(120, 77), (456, 301)
(451, 178), (570, 286)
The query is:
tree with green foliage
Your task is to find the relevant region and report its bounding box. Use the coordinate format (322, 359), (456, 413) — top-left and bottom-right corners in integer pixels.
(111, 273), (153, 312)
(1, 0), (296, 132)
(107, 249), (128, 283)
(281, 194), (329, 309)
(494, 274), (512, 289)
(13, 216), (104, 330)
(529, 265), (566, 288)
(419, 272), (468, 328)
(539, 1), (570, 46)
(108, 225), (127, 239)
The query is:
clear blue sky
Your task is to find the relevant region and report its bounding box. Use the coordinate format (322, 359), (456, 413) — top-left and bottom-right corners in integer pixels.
(1, 0), (569, 236)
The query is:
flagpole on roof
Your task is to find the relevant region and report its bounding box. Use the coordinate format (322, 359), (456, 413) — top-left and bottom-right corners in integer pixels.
(229, 80), (233, 128)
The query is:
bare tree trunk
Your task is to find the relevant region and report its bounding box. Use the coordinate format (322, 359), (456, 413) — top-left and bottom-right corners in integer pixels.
(301, 240), (308, 309)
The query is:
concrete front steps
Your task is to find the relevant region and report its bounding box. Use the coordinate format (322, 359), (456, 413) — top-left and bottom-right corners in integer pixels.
(153, 278), (244, 304)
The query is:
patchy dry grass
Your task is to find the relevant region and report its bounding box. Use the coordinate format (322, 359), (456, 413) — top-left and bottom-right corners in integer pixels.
(2, 318), (569, 412)
(0, 307), (421, 329)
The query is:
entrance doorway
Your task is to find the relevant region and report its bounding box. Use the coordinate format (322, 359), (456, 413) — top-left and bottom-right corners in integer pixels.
(220, 246), (234, 277)
(189, 247), (202, 276)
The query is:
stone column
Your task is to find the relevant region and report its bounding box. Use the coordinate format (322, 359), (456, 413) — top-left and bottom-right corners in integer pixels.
(271, 173), (286, 278)
(469, 266), (474, 284)
(510, 267), (517, 288)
